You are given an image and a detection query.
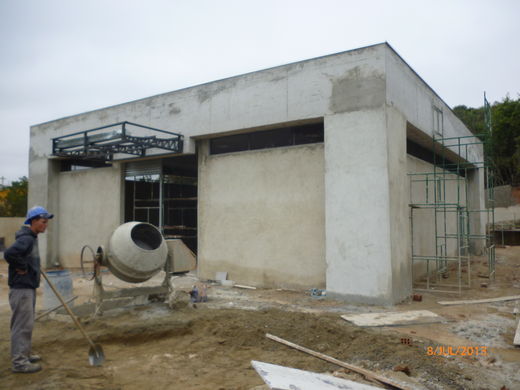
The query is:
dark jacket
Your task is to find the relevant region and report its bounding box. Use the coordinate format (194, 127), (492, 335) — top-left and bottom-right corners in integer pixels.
(3, 226), (41, 289)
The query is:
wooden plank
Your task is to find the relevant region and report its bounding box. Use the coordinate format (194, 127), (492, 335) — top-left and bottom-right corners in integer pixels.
(265, 333), (410, 390)
(251, 360), (381, 390)
(235, 284), (257, 290)
(341, 310), (442, 327)
(514, 319), (520, 346)
(437, 295), (520, 306)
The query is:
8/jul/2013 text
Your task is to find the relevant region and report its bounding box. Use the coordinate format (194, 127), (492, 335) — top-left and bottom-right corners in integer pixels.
(426, 345), (488, 357)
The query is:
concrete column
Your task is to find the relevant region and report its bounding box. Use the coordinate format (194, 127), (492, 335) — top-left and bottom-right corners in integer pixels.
(28, 143), (60, 268)
(45, 159), (61, 267)
(386, 107), (411, 301)
(467, 167), (486, 254)
(324, 106), (411, 304)
(325, 108), (393, 304)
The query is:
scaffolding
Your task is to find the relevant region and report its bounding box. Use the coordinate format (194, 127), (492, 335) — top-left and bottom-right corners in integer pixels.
(409, 100), (495, 294)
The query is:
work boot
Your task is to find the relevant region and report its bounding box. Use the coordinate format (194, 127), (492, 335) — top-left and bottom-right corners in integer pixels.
(12, 362), (42, 374)
(29, 354), (41, 363)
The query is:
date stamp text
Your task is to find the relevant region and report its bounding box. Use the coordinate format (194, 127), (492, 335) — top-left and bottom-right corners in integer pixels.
(426, 345), (488, 356)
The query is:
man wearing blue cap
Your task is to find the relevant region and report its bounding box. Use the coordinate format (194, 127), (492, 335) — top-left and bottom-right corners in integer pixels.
(4, 206), (54, 373)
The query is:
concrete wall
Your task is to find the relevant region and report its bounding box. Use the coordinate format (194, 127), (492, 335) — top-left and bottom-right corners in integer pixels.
(198, 141), (325, 289)
(487, 185), (520, 224)
(492, 185), (520, 209)
(494, 205), (520, 224)
(0, 217), (25, 250)
(57, 166), (122, 268)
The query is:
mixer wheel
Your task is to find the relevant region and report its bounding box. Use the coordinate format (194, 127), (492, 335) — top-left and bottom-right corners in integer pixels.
(80, 245), (96, 281)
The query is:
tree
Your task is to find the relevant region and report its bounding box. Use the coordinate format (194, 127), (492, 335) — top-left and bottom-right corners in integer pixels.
(0, 176), (28, 217)
(453, 96), (520, 186)
(491, 97), (520, 185)
(452, 105), (486, 136)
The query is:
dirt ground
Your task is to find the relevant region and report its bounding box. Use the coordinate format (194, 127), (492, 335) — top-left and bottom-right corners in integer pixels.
(0, 247), (519, 390)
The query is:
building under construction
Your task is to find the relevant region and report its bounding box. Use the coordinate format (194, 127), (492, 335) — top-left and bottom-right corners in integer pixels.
(28, 43), (494, 304)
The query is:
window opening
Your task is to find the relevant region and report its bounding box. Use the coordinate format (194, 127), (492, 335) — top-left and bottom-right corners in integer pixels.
(124, 155), (198, 254)
(433, 106), (444, 137)
(210, 122), (324, 155)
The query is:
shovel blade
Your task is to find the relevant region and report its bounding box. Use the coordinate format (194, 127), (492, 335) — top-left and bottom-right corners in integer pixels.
(88, 344), (105, 366)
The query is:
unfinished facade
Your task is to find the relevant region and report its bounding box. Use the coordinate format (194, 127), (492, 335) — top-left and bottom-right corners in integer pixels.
(28, 43), (490, 304)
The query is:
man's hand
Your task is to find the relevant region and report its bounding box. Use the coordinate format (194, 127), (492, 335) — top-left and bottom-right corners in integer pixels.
(15, 269), (27, 275)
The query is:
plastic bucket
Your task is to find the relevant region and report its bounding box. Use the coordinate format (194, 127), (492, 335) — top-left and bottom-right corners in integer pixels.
(42, 270), (74, 310)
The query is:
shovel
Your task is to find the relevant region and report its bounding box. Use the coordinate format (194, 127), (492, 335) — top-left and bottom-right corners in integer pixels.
(41, 271), (105, 366)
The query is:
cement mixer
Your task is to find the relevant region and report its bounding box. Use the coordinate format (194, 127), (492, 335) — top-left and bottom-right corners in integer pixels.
(80, 221), (179, 316)
(103, 221), (168, 282)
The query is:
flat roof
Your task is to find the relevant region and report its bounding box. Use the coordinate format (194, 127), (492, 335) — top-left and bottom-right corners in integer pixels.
(33, 42), (455, 128)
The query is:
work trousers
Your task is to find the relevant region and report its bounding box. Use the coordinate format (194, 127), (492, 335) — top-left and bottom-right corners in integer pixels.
(9, 288), (36, 368)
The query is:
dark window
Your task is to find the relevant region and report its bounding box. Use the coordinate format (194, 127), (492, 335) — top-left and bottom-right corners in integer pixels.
(407, 139), (466, 177)
(294, 123), (324, 144)
(210, 133), (250, 154)
(250, 128), (292, 150)
(210, 122), (324, 155)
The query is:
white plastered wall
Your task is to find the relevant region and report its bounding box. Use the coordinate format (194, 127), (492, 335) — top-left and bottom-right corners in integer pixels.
(0, 218), (26, 249)
(198, 141), (325, 289)
(57, 166), (122, 268)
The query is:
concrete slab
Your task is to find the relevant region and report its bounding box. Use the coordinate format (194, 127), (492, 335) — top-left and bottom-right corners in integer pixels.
(514, 319), (520, 346)
(251, 360), (381, 390)
(437, 295), (520, 306)
(341, 310), (443, 327)
(215, 271), (228, 281)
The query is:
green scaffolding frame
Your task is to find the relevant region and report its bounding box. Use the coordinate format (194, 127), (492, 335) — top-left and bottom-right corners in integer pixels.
(409, 101), (495, 294)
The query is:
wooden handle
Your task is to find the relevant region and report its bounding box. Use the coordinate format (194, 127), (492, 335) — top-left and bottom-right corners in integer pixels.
(266, 333), (409, 390)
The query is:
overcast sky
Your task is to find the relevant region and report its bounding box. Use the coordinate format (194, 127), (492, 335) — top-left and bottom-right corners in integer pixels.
(0, 0), (518, 184)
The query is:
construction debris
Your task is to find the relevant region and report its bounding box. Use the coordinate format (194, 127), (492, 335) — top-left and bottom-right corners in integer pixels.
(189, 283), (208, 303)
(251, 360), (382, 390)
(412, 294), (422, 302)
(437, 295), (520, 306)
(341, 310), (443, 327)
(265, 333), (410, 390)
(221, 280), (235, 287)
(215, 271), (228, 281)
(514, 320), (520, 346)
(393, 364), (411, 376)
(309, 288), (327, 297)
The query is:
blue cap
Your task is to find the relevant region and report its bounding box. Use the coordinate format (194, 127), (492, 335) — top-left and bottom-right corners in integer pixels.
(24, 206), (54, 225)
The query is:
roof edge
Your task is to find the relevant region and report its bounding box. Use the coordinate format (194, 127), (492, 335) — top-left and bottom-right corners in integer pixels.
(383, 42), (469, 123)
(32, 42), (388, 128)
